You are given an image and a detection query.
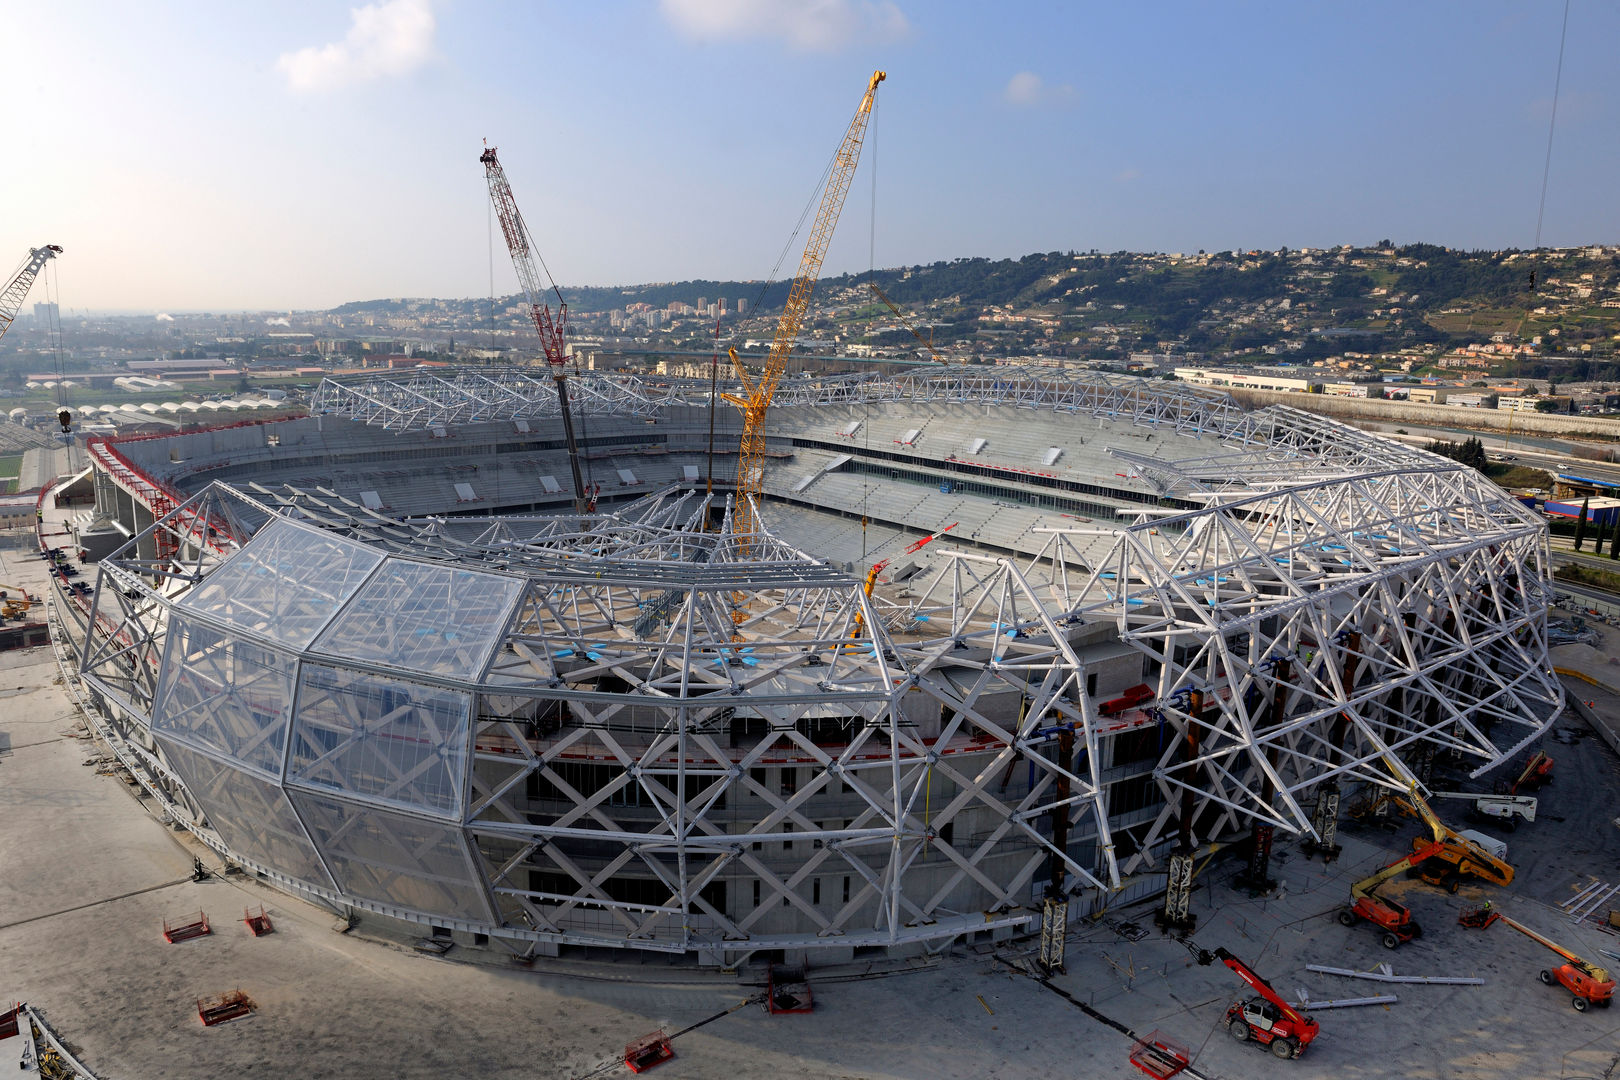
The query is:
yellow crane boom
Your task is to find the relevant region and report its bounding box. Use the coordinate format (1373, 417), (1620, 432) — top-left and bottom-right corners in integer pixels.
(726, 70), (884, 549)
(867, 281), (945, 364)
(1373, 749), (1514, 887)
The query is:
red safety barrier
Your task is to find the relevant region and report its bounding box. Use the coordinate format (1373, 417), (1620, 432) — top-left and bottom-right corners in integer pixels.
(243, 905), (274, 937)
(163, 910), (211, 943)
(1129, 1030), (1190, 1079)
(765, 964), (814, 1014)
(624, 1030), (674, 1073)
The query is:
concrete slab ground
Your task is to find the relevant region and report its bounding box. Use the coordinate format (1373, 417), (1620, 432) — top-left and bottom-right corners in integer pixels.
(3, 514), (1619, 1079)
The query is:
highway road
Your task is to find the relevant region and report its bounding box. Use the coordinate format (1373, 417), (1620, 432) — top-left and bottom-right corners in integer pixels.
(1360, 418), (1620, 488)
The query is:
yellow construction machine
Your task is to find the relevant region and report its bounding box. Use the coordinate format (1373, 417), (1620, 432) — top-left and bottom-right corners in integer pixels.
(1460, 905), (1614, 1011)
(0, 583), (36, 620)
(1371, 751), (1514, 891)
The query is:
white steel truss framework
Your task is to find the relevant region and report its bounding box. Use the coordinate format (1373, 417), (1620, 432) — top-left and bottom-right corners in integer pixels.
(312, 365), (1262, 436)
(73, 401), (1562, 955)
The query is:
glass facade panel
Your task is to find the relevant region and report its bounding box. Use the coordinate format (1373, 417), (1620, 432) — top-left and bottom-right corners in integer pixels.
(152, 616), (295, 777)
(313, 560), (522, 679)
(288, 664), (470, 818)
(179, 518), (383, 648)
(158, 736), (334, 890)
(288, 789), (492, 922)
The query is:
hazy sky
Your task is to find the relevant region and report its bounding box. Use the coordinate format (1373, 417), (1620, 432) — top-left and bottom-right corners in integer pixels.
(4, 1), (1616, 312)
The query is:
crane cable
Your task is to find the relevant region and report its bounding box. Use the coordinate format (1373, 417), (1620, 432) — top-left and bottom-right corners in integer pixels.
(1530, 0), (1569, 292)
(739, 129), (846, 380)
(861, 95), (879, 557)
(43, 260), (75, 468)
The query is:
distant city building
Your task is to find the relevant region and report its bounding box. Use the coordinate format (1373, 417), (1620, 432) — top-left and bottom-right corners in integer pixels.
(33, 301), (59, 325)
(1497, 395), (1552, 413)
(1321, 382), (1383, 399)
(1173, 367), (1319, 394)
(736, 298), (747, 315)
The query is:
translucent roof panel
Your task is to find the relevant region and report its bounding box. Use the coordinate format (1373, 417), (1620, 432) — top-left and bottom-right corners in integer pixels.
(179, 518), (383, 648)
(312, 559), (523, 679)
(288, 663), (471, 818)
(289, 789), (493, 922)
(152, 616), (296, 778)
(157, 736), (334, 891)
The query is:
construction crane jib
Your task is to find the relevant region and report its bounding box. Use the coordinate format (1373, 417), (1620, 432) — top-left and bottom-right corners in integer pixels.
(727, 70), (884, 548)
(0, 245), (63, 343)
(480, 147), (590, 515)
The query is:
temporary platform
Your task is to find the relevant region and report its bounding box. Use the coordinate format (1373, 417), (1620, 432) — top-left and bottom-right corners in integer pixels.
(623, 1030), (674, 1073)
(163, 911), (211, 943)
(196, 990), (254, 1026)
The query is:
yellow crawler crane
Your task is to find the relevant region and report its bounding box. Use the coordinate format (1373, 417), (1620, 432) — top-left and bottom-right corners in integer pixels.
(726, 70), (884, 556)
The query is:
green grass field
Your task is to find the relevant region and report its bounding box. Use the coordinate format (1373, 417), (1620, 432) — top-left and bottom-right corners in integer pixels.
(0, 453), (22, 494)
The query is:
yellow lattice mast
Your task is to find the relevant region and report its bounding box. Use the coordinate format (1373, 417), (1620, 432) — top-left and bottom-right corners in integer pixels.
(725, 70), (884, 552)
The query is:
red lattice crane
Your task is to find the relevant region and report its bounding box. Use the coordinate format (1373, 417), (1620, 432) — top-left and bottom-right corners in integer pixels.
(480, 146), (590, 514)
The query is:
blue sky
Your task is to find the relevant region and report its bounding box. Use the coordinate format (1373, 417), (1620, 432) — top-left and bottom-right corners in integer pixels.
(2, 0), (1615, 311)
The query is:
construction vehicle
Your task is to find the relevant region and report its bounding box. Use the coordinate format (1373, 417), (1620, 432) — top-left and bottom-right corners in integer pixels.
(1373, 751), (1515, 891)
(849, 523), (953, 638)
(0, 245), (62, 343)
(1338, 839), (1446, 948)
(1197, 946), (1319, 1059)
(1404, 811), (1513, 891)
(1431, 790), (1537, 831)
(0, 584), (36, 620)
(866, 281), (946, 364)
(726, 70), (884, 552)
(1507, 750), (1553, 795)
(1460, 906), (1614, 1011)
(480, 146), (590, 516)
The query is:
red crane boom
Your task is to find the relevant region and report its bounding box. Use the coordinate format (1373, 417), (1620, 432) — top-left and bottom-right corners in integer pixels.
(480, 146), (589, 514)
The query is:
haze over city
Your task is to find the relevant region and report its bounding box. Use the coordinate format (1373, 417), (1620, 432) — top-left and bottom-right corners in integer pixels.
(3, 0), (1617, 311)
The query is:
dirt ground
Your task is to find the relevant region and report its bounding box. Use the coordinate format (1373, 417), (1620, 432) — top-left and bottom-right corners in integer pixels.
(3, 525), (1619, 1079)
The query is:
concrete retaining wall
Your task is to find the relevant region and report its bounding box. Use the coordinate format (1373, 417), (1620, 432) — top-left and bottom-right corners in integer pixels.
(1565, 689), (1620, 760)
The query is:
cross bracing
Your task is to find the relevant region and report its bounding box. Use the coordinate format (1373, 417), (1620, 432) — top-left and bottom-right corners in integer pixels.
(72, 393), (1563, 955)
(313, 364), (1253, 436)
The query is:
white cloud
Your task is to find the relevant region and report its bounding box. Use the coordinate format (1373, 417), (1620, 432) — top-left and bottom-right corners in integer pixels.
(660, 0), (908, 52)
(1003, 71), (1075, 107)
(277, 0), (436, 93)
(1115, 168), (1141, 183)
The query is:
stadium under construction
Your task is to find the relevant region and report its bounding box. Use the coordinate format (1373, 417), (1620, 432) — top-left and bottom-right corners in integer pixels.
(55, 364), (1565, 964)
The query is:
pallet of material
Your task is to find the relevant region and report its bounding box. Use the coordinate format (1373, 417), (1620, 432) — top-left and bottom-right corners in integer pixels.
(163, 911), (211, 943)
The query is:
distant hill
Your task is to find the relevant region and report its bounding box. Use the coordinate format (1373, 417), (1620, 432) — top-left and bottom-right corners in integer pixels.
(326, 243), (1620, 373)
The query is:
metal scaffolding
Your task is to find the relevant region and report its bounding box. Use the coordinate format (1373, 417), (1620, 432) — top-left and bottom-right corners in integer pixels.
(311, 365), (1252, 435)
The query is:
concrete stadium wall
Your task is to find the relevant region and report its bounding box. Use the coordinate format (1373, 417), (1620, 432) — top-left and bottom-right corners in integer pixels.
(1225, 388), (1620, 444)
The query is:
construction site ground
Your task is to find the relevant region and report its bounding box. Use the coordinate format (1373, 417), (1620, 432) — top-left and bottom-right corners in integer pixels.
(3, 525), (1620, 1079)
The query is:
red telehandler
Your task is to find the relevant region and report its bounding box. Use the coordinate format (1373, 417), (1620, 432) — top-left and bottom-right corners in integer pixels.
(1196, 945), (1320, 1059)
